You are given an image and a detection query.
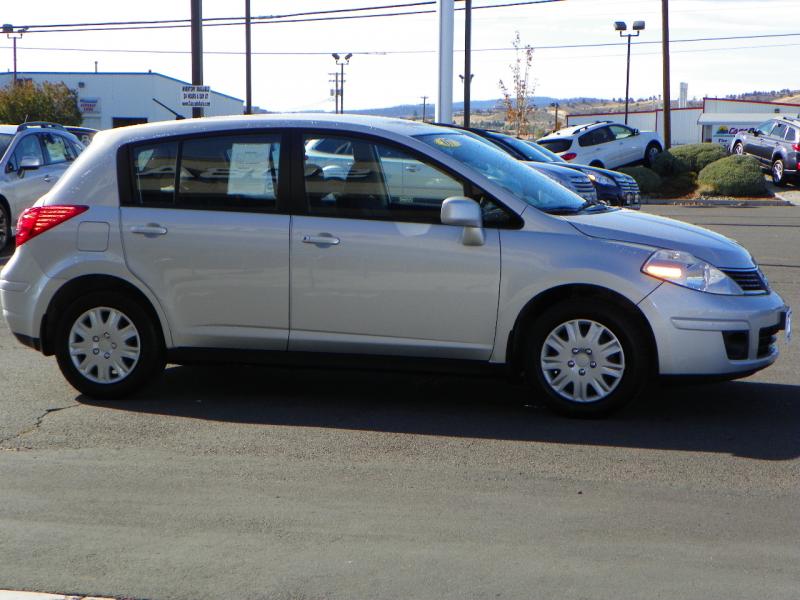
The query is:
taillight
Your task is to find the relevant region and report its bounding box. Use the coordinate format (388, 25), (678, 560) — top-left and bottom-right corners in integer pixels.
(792, 143), (800, 152)
(562, 152), (578, 161)
(16, 205), (88, 247)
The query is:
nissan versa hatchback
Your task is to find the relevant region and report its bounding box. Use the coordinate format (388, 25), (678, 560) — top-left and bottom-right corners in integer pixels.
(0, 115), (791, 417)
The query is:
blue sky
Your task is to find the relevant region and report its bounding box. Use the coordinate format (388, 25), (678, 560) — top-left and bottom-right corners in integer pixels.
(1, 0), (797, 111)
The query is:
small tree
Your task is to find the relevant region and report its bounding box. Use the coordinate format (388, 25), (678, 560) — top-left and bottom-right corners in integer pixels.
(499, 32), (535, 137)
(0, 80), (82, 125)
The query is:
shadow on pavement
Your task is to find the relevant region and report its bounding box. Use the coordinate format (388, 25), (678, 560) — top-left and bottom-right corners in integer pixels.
(77, 363), (800, 461)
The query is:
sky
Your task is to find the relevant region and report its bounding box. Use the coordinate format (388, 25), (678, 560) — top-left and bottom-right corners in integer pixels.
(1, 0), (797, 112)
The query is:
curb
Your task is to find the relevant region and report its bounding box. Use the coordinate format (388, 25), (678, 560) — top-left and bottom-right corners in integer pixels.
(0, 592), (116, 600)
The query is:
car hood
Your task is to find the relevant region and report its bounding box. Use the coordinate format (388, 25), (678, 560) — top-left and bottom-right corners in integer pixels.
(563, 209), (755, 269)
(524, 161), (588, 181)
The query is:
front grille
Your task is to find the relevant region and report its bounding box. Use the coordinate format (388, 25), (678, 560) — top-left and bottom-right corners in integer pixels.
(569, 176), (598, 202)
(757, 323), (781, 358)
(721, 268), (769, 293)
(616, 176), (640, 195)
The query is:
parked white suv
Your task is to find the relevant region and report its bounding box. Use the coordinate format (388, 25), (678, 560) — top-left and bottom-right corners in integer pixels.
(0, 122), (85, 251)
(0, 115), (790, 417)
(537, 121), (663, 169)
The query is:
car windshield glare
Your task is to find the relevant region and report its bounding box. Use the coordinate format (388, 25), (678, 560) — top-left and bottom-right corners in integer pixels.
(416, 132), (586, 213)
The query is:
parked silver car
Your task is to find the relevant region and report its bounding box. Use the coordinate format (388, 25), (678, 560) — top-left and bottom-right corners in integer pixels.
(0, 122), (85, 250)
(0, 115), (791, 416)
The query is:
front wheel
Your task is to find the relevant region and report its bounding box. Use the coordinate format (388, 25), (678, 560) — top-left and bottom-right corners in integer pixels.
(0, 203), (10, 252)
(772, 158), (787, 186)
(526, 299), (651, 418)
(54, 291), (165, 399)
(644, 143), (662, 167)
(733, 142), (744, 156)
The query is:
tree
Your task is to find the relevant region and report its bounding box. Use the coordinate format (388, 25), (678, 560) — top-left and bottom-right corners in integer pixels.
(498, 32), (535, 138)
(0, 80), (82, 125)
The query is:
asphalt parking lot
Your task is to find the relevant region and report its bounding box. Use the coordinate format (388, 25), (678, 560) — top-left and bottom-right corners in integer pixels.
(1, 205), (798, 600)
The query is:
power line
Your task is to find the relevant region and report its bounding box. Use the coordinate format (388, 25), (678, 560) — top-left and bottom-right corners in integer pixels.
(15, 0), (565, 34)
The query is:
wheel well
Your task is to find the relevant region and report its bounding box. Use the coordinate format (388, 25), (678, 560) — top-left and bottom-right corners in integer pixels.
(40, 275), (165, 356)
(646, 141), (662, 150)
(589, 160), (604, 168)
(506, 284), (658, 375)
(0, 194), (10, 221)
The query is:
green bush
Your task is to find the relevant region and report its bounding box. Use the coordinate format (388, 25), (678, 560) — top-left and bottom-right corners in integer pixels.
(697, 155), (767, 197)
(618, 166), (662, 194)
(650, 150), (691, 178)
(670, 143), (728, 172)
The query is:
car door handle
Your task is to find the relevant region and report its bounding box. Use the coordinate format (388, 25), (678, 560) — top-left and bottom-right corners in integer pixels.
(43, 175), (53, 183)
(130, 224), (168, 236)
(404, 165), (420, 173)
(302, 234), (340, 246)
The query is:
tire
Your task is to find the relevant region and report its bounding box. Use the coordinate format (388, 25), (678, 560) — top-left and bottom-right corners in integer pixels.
(525, 299), (651, 418)
(644, 143), (662, 167)
(589, 160), (604, 168)
(54, 291), (165, 399)
(0, 202), (10, 253)
(733, 142), (744, 156)
(772, 158), (787, 186)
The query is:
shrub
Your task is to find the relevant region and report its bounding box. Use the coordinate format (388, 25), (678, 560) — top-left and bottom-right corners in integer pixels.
(650, 150), (691, 178)
(618, 166), (662, 194)
(670, 143), (728, 172)
(658, 171), (697, 197)
(697, 155), (767, 197)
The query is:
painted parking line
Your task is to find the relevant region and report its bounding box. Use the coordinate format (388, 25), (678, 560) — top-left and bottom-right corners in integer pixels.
(0, 592), (116, 600)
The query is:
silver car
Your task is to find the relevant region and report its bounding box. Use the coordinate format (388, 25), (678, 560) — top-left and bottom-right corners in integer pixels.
(0, 115), (791, 417)
(0, 122), (85, 250)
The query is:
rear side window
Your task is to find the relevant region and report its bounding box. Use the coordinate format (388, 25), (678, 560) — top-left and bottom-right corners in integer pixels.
(538, 138), (572, 153)
(786, 128), (798, 142)
(128, 133), (281, 211)
(771, 123), (788, 139)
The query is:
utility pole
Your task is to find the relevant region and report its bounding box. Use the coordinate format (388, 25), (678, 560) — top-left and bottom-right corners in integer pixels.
(332, 54), (351, 114)
(330, 73), (340, 113)
(245, 0), (252, 114)
(463, 0), (473, 128)
(662, 0), (672, 148)
(551, 102), (559, 131)
(421, 96), (429, 122)
(190, 0), (204, 118)
(2, 25), (28, 84)
(436, 0), (454, 123)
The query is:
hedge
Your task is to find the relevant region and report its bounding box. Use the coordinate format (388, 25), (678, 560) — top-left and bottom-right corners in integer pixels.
(697, 155), (768, 197)
(618, 166), (662, 194)
(669, 143), (728, 172)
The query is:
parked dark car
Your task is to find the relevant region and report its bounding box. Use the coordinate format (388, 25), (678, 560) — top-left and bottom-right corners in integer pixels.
(444, 125), (640, 208)
(65, 126), (99, 146)
(730, 116), (800, 186)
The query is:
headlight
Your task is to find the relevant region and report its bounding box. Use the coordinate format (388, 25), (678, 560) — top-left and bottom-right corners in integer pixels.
(642, 249), (743, 295)
(581, 170), (615, 186)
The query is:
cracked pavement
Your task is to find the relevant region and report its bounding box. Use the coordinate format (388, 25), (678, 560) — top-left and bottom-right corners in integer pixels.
(0, 206), (799, 600)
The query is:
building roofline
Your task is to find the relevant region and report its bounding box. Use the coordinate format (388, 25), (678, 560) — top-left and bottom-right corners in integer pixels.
(566, 106), (701, 119)
(0, 71), (243, 103)
(703, 96), (800, 109)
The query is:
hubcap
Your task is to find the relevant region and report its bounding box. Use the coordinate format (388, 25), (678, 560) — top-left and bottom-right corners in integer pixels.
(540, 319), (625, 403)
(68, 306), (140, 384)
(774, 162), (783, 181)
(735, 144), (743, 155)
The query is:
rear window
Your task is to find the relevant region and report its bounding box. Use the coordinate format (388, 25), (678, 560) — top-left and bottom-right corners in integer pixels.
(538, 138), (572, 153)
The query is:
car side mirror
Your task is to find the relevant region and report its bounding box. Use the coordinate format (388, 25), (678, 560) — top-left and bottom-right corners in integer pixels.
(441, 196), (485, 246)
(19, 156), (42, 171)
(633, 128), (640, 135)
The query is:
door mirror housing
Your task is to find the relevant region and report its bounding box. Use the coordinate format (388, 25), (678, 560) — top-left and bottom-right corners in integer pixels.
(632, 128), (640, 136)
(18, 156), (43, 171)
(441, 196), (485, 246)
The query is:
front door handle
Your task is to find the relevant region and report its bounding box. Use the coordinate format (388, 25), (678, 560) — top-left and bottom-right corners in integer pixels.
(43, 175), (53, 183)
(302, 233), (340, 246)
(130, 224), (168, 236)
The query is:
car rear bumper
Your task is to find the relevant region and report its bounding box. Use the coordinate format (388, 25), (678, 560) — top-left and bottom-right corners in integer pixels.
(638, 282), (789, 376)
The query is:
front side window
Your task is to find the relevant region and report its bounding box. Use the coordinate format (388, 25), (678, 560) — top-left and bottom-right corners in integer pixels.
(0, 133), (13, 160)
(42, 133), (73, 164)
(609, 125), (634, 140)
(10, 134), (44, 171)
(303, 134), (465, 223)
(756, 121), (775, 136)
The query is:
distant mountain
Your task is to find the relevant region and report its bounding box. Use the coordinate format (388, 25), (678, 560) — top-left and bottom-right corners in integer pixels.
(347, 97), (608, 119)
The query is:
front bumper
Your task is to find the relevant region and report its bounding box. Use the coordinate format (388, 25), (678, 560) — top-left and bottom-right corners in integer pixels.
(638, 282), (789, 376)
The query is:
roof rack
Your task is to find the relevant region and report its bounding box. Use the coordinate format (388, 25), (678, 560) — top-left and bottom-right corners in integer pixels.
(16, 121), (66, 132)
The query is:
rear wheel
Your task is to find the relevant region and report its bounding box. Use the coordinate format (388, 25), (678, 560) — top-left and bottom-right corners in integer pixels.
(525, 299), (651, 418)
(644, 143), (662, 167)
(772, 158), (787, 186)
(0, 202), (10, 252)
(733, 142), (744, 156)
(54, 291), (165, 399)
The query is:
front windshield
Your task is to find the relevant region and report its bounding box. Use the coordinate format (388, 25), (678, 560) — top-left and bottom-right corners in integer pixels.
(486, 132), (560, 163)
(416, 132), (586, 213)
(523, 140), (565, 163)
(0, 134), (13, 160)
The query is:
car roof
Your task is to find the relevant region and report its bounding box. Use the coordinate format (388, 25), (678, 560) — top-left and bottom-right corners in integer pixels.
(540, 121), (615, 139)
(96, 113), (450, 148)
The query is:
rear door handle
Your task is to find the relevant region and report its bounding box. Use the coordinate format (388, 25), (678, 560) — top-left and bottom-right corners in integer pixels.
(302, 233), (340, 246)
(130, 224), (168, 236)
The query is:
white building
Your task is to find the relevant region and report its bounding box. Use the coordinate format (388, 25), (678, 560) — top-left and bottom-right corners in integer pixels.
(0, 71), (244, 130)
(566, 97), (800, 146)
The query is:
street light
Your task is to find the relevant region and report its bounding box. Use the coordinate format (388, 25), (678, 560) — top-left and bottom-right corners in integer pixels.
(3, 24), (29, 85)
(332, 53), (352, 114)
(614, 20), (645, 125)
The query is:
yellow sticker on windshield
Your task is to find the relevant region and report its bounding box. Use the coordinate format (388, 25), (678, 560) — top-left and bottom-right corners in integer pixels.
(433, 137), (461, 148)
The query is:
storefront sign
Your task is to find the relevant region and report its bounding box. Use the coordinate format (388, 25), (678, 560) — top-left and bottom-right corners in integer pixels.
(79, 97), (100, 114)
